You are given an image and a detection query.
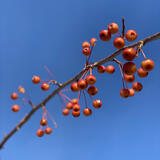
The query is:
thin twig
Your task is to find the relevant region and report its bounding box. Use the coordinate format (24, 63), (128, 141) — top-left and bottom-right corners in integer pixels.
(0, 32), (160, 149)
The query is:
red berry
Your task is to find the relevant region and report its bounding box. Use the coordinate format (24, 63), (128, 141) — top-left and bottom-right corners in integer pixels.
(82, 47), (91, 56)
(12, 104), (20, 112)
(83, 108), (92, 116)
(82, 41), (90, 48)
(93, 99), (102, 109)
(70, 83), (80, 92)
(73, 104), (80, 111)
(40, 119), (48, 126)
(132, 82), (143, 92)
(120, 89), (129, 98)
(66, 102), (73, 110)
(97, 65), (106, 73)
(62, 108), (70, 116)
(36, 129), (44, 137)
(128, 88), (135, 97)
(32, 76), (40, 84)
(113, 37), (125, 49)
(122, 48), (136, 61)
(90, 38), (97, 46)
(85, 75), (96, 85)
(45, 127), (52, 135)
(87, 86), (98, 96)
(11, 92), (18, 100)
(72, 110), (80, 117)
(108, 23), (119, 34)
(137, 68), (148, 78)
(141, 59), (154, 72)
(99, 30), (111, 41)
(71, 99), (79, 104)
(123, 62), (137, 75)
(77, 79), (88, 90)
(41, 83), (50, 91)
(124, 74), (135, 83)
(125, 30), (137, 41)
(106, 65), (115, 74)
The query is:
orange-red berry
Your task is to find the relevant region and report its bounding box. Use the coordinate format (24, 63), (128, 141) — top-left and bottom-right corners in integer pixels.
(45, 127), (52, 135)
(125, 30), (137, 41)
(87, 86), (98, 96)
(128, 88), (135, 97)
(72, 110), (80, 117)
(82, 47), (91, 56)
(73, 104), (80, 111)
(120, 89), (129, 98)
(40, 119), (48, 126)
(90, 38), (97, 46)
(108, 23), (119, 34)
(71, 99), (79, 104)
(66, 102), (73, 110)
(97, 65), (106, 73)
(70, 83), (80, 92)
(106, 65), (115, 74)
(122, 48), (136, 61)
(93, 99), (102, 109)
(11, 92), (18, 100)
(113, 37), (125, 49)
(123, 62), (137, 75)
(82, 41), (90, 48)
(85, 75), (96, 85)
(124, 74), (135, 83)
(41, 83), (50, 91)
(77, 79), (88, 90)
(99, 30), (111, 41)
(12, 104), (20, 112)
(137, 68), (148, 78)
(83, 108), (92, 116)
(62, 108), (70, 116)
(141, 59), (154, 72)
(132, 82), (143, 92)
(32, 76), (40, 84)
(36, 129), (44, 137)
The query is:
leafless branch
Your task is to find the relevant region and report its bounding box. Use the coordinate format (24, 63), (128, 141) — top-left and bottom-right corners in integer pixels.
(0, 32), (160, 149)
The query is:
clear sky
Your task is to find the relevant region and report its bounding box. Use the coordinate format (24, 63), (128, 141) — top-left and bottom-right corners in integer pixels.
(0, 0), (160, 159)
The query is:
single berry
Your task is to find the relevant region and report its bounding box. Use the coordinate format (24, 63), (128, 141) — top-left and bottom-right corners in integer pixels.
(36, 129), (44, 137)
(97, 65), (106, 73)
(12, 104), (20, 112)
(62, 108), (70, 116)
(125, 30), (137, 41)
(124, 74), (135, 83)
(128, 88), (135, 97)
(137, 68), (148, 78)
(32, 76), (40, 84)
(106, 65), (115, 74)
(41, 83), (50, 91)
(11, 92), (18, 100)
(45, 127), (52, 135)
(73, 104), (80, 111)
(122, 48), (136, 61)
(40, 119), (48, 126)
(90, 38), (97, 46)
(83, 108), (92, 116)
(77, 79), (88, 90)
(85, 75), (96, 85)
(66, 102), (73, 110)
(70, 83), (80, 92)
(132, 82), (143, 92)
(87, 86), (98, 96)
(93, 99), (102, 109)
(99, 30), (111, 41)
(71, 98), (79, 104)
(108, 23), (119, 34)
(82, 41), (90, 48)
(72, 110), (80, 117)
(82, 47), (91, 56)
(141, 59), (154, 72)
(120, 89), (129, 98)
(113, 37), (125, 49)
(123, 62), (137, 75)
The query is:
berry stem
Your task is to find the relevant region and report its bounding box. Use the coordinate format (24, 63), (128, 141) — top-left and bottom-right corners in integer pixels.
(83, 91), (88, 108)
(118, 64), (126, 89)
(44, 66), (55, 80)
(140, 48), (147, 59)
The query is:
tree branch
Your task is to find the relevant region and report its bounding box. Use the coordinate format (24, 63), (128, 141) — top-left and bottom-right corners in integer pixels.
(0, 32), (160, 149)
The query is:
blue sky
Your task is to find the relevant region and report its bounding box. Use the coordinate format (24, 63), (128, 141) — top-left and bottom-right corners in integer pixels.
(0, 0), (160, 159)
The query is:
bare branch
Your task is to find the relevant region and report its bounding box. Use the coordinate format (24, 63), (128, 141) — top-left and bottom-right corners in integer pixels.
(0, 32), (160, 149)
